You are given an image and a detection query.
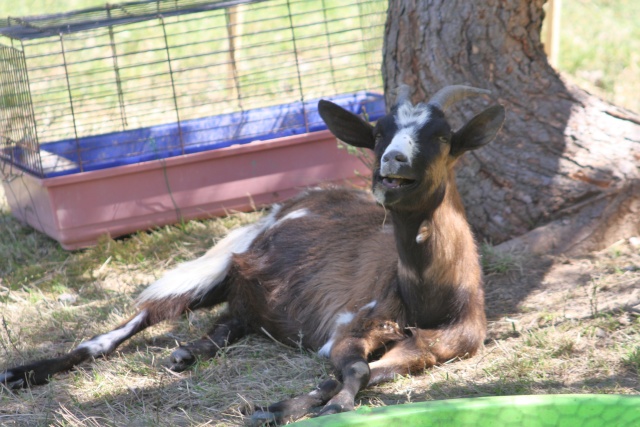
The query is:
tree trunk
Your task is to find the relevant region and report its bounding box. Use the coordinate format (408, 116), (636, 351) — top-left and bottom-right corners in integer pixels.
(383, 0), (640, 255)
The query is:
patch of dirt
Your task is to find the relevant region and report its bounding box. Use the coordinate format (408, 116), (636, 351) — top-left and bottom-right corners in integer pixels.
(487, 239), (640, 326)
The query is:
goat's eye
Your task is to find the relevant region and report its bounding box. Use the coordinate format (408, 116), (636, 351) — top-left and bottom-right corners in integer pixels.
(438, 135), (449, 143)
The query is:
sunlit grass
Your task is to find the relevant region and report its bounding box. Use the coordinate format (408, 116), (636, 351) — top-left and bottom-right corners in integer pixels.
(554, 0), (640, 112)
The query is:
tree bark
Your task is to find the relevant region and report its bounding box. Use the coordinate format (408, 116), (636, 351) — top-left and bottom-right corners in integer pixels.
(383, 0), (640, 254)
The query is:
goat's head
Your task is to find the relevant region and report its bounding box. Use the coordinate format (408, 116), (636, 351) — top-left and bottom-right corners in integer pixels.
(319, 85), (505, 210)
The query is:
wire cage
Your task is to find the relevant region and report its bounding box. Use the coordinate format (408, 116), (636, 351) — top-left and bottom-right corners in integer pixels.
(0, 0), (387, 179)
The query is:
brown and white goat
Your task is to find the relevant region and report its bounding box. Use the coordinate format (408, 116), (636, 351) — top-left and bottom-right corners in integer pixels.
(1, 85), (505, 423)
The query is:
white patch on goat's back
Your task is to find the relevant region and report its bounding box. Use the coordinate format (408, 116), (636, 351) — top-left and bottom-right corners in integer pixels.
(271, 208), (309, 229)
(78, 311), (146, 356)
(137, 206), (281, 304)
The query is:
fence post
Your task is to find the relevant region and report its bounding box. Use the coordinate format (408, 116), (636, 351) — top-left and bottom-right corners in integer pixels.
(59, 34), (84, 173)
(106, 4), (128, 131)
(544, 0), (562, 67)
(285, 0), (308, 133)
(226, 5), (244, 110)
(159, 15), (185, 156)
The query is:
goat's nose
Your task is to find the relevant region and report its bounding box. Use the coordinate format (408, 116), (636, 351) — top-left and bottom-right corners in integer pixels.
(382, 150), (408, 164)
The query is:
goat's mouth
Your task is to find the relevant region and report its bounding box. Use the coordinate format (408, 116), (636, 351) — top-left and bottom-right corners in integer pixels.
(379, 175), (416, 189)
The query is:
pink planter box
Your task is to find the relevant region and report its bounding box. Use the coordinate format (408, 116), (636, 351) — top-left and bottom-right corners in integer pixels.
(3, 130), (370, 250)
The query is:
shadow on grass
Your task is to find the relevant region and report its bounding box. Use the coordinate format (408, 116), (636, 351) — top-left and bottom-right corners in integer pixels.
(361, 373), (640, 408)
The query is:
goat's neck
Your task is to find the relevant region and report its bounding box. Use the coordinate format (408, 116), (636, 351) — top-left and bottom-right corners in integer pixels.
(390, 172), (480, 327)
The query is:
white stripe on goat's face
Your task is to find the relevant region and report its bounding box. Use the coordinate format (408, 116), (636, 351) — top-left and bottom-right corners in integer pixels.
(380, 101), (431, 171)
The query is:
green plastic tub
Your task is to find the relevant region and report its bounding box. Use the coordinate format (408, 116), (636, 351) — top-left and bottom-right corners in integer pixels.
(292, 394), (640, 427)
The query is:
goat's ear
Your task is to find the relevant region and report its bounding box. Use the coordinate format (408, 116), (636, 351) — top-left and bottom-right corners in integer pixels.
(318, 100), (375, 150)
(450, 105), (505, 156)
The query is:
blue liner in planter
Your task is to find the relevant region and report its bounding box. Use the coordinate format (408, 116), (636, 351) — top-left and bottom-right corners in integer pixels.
(28, 91), (385, 178)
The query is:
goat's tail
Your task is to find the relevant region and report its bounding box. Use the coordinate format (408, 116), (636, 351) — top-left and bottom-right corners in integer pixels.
(136, 206), (281, 323)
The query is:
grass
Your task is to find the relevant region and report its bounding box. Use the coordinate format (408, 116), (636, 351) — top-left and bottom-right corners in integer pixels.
(554, 0), (640, 113)
(480, 243), (523, 275)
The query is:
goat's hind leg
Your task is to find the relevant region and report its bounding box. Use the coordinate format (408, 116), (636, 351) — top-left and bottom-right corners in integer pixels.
(0, 309), (152, 389)
(1, 212), (270, 388)
(0, 292), (231, 389)
(169, 315), (248, 371)
(1, 269), (232, 389)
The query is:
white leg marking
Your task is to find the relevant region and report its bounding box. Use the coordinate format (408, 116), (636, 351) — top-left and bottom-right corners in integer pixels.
(318, 311), (355, 358)
(360, 300), (377, 311)
(318, 338), (335, 358)
(336, 312), (355, 325)
(77, 311), (147, 357)
(137, 205), (281, 303)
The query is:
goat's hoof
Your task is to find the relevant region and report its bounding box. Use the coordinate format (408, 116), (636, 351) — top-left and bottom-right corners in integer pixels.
(248, 409), (280, 427)
(168, 346), (196, 372)
(317, 403), (344, 416)
(317, 391), (354, 416)
(1, 369), (33, 389)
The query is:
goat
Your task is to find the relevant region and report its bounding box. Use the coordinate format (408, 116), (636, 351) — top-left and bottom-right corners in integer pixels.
(1, 85), (505, 424)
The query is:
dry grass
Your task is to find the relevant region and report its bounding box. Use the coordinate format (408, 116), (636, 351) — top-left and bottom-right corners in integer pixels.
(0, 199), (638, 425)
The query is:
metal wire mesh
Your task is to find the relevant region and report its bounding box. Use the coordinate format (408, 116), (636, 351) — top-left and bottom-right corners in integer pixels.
(0, 0), (387, 178)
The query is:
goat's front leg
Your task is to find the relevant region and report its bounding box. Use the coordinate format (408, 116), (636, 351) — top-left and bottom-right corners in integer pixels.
(367, 334), (436, 386)
(250, 336), (372, 425)
(368, 322), (484, 385)
(249, 378), (342, 426)
(318, 337), (371, 416)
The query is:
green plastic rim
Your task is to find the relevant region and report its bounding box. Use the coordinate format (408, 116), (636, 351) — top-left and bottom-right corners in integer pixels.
(292, 394), (640, 427)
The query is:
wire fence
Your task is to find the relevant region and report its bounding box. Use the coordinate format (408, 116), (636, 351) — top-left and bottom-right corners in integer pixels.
(0, 0), (387, 178)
